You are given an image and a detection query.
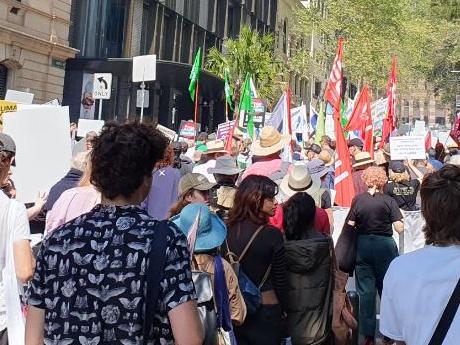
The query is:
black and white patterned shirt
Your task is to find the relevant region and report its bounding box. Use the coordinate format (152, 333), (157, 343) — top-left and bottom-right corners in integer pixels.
(28, 204), (196, 345)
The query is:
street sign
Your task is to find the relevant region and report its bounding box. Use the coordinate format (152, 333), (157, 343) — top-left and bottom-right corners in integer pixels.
(92, 73), (112, 99)
(133, 55), (157, 82)
(136, 90), (149, 108)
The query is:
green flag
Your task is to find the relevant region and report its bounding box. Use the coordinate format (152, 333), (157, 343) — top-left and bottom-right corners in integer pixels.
(224, 69), (234, 110)
(189, 47), (202, 101)
(239, 74), (255, 139)
(314, 102), (325, 144)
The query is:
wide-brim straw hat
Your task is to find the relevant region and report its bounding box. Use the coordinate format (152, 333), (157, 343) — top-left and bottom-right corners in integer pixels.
(280, 165), (321, 198)
(203, 140), (227, 154)
(352, 151), (375, 168)
(318, 150), (334, 167)
(251, 126), (291, 156)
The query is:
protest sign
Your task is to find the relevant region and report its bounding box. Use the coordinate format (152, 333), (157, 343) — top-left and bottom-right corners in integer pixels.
(450, 115), (460, 146)
(412, 120), (426, 136)
(179, 120), (198, 139)
(157, 124), (176, 141)
(252, 98), (266, 128)
(390, 136), (426, 160)
(216, 121), (235, 141)
(3, 106), (72, 203)
(0, 100), (17, 127)
(5, 89), (34, 104)
(371, 97), (387, 136)
(77, 119), (105, 137)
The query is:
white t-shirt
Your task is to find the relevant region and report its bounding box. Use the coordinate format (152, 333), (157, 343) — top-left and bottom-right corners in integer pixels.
(0, 193), (31, 331)
(192, 160), (217, 183)
(380, 245), (460, 345)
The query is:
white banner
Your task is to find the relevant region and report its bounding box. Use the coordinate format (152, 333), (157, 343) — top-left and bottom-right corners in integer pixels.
(291, 104), (307, 133)
(390, 136), (426, 160)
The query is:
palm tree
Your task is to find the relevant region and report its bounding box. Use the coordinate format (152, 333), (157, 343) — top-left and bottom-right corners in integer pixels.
(206, 25), (284, 112)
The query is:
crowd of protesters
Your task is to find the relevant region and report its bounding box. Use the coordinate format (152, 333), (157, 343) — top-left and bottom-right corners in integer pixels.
(0, 120), (459, 345)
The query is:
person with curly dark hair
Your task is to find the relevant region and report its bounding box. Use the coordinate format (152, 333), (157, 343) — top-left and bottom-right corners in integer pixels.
(282, 192), (333, 345)
(26, 122), (204, 345)
(380, 165), (460, 345)
(223, 175), (287, 345)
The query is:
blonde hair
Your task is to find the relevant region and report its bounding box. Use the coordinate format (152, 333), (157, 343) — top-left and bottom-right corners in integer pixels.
(389, 170), (410, 183)
(78, 153), (93, 187)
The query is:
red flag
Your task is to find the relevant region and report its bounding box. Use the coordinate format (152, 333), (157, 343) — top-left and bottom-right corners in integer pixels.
(425, 131), (432, 151)
(324, 37), (344, 113)
(450, 115), (460, 146)
(345, 85), (374, 158)
(326, 38), (355, 207)
(381, 56), (397, 148)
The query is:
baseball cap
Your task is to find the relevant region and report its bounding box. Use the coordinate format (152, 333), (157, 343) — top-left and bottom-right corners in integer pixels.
(389, 160), (406, 173)
(0, 133), (16, 155)
(306, 143), (322, 154)
(0, 133), (16, 166)
(178, 173), (216, 195)
(348, 138), (364, 149)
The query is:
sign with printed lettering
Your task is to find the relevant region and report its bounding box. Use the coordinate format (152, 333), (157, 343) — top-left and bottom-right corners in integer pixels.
(390, 136), (425, 160)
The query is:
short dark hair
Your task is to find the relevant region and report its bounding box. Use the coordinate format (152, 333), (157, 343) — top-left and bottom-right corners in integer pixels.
(283, 192), (316, 240)
(421, 165), (460, 245)
(90, 122), (169, 199)
(226, 175), (278, 228)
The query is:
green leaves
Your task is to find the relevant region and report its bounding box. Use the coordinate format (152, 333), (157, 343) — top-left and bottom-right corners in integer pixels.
(205, 26), (284, 109)
(292, 0), (460, 103)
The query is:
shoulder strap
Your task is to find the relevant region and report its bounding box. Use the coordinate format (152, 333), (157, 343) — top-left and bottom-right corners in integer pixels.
(143, 220), (170, 345)
(239, 225), (265, 261)
(428, 277), (460, 345)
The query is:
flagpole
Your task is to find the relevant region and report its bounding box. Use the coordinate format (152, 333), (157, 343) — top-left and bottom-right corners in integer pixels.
(194, 82), (199, 124)
(225, 100), (229, 122)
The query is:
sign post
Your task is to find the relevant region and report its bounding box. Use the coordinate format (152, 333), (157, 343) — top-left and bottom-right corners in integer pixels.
(133, 55), (157, 122)
(92, 73), (112, 120)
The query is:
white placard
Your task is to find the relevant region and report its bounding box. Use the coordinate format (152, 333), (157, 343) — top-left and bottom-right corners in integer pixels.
(77, 119), (105, 137)
(156, 124), (176, 141)
(390, 136), (426, 160)
(5, 89), (34, 104)
(132, 55), (157, 82)
(92, 73), (112, 99)
(3, 106), (72, 203)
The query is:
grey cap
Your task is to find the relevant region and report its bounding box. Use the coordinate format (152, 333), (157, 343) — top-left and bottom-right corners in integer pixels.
(0, 133), (16, 155)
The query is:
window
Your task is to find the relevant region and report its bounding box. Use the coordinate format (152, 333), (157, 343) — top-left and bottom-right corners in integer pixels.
(413, 99), (420, 120)
(0, 64), (7, 99)
(283, 19), (288, 54)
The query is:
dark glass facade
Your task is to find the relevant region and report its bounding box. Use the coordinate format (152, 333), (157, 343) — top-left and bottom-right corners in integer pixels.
(64, 0), (277, 130)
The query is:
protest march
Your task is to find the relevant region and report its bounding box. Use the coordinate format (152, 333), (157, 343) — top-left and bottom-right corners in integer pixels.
(2, 10), (460, 345)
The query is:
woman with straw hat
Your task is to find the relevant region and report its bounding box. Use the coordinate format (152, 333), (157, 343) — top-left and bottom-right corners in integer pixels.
(352, 151), (375, 195)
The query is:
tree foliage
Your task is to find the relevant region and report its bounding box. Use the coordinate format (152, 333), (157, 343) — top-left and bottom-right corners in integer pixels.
(205, 26), (285, 109)
(291, 0), (460, 103)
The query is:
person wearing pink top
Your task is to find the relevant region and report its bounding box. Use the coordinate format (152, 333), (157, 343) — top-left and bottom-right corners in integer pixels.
(241, 126), (291, 184)
(45, 185), (100, 232)
(45, 156), (101, 232)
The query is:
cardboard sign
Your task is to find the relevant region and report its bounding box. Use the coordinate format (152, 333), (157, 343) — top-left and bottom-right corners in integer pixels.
(5, 89), (34, 104)
(133, 55), (157, 82)
(157, 124), (176, 141)
(216, 121), (236, 141)
(179, 120), (198, 139)
(390, 136), (426, 160)
(77, 119), (105, 137)
(0, 100), (17, 127)
(3, 106), (72, 203)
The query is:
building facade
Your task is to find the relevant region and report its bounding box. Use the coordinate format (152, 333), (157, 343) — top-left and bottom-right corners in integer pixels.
(64, 0), (277, 130)
(0, 0), (77, 103)
(275, 0), (325, 108)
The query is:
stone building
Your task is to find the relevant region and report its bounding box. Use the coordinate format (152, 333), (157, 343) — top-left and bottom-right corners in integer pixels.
(0, 0), (77, 103)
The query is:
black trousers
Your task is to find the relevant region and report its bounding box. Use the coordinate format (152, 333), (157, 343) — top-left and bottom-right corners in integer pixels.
(0, 328), (7, 345)
(235, 304), (284, 345)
